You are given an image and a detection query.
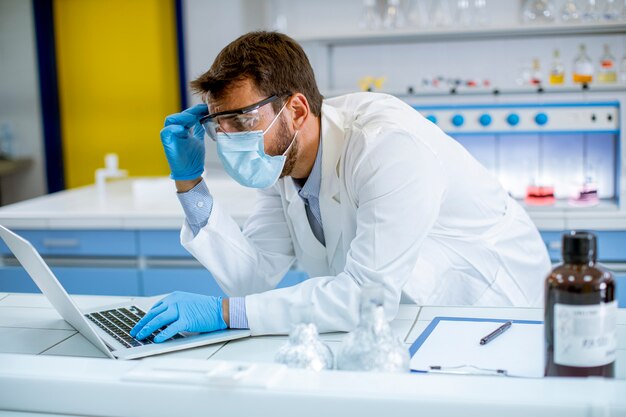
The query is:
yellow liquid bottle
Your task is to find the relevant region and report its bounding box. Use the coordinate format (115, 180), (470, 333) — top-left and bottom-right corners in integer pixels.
(573, 44), (593, 84)
(597, 44), (617, 83)
(549, 49), (565, 85)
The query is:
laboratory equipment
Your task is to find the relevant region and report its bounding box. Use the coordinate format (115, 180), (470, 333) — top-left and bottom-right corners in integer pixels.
(473, 0), (489, 25)
(95, 153), (128, 200)
(598, 44), (617, 83)
(429, 0), (453, 27)
(521, 0), (556, 23)
(581, 0), (600, 21)
(456, 0), (473, 26)
(545, 231), (616, 377)
(560, 0), (581, 22)
(336, 285), (410, 372)
(530, 58), (543, 85)
(274, 302), (334, 371)
(412, 101), (619, 206)
(602, 0), (620, 20)
(360, 0), (383, 30)
(549, 49), (565, 85)
(383, 0), (406, 29)
(573, 44), (593, 84)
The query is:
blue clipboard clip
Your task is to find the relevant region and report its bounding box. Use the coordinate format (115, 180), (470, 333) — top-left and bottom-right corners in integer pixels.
(428, 364), (508, 376)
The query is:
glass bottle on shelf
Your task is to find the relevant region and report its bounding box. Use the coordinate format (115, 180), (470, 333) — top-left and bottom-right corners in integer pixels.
(549, 49), (565, 85)
(545, 231), (616, 378)
(581, 0), (600, 21)
(456, 0), (473, 26)
(473, 0), (489, 25)
(560, 0), (581, 22)
(521, 0), (556, 23)
(360, 0), (383, 30)
(336, 285), (410, 372)
(530, 58), (543, 85)
(597, 44), (617, 83)
(430, 0), (453, 27)
(572, 44), (593, 84)
(383, 0), (406, 29)
(406, 0), (424, 27)
(274, 302), (334, 371)
(602, 0), (620, 20)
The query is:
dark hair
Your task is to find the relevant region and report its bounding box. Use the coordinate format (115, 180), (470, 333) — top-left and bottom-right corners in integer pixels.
(190, 31), (323, 117)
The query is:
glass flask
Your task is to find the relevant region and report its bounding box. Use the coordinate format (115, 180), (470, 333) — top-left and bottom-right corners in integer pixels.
(383, 0), (407, 29)
(572, 44), (593, 84)
(602, 0), (620, 20)
(360, 0), (383, 30)
(581, 0), (600, 21)
(429, 0), (453, 27)
(521, 0), (556, 23)
(473, 0), (489, 25)
(549, 49), (565, 85)
(597, 44), (617, 83)
(456, 0), (473, 26)
(274, 302), (334, 371)
(336, 285), (410, 373)
(560, 0), (581, 22)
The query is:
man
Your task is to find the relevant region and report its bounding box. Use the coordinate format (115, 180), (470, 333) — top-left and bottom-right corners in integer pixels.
(131, 31), (551, 342)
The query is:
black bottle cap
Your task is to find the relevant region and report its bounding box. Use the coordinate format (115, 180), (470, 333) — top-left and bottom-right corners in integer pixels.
(562, 231), (597, 264)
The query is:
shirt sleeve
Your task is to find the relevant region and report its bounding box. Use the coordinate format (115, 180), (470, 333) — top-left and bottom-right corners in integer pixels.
(176, 180), (213, 236)
(228, 297), (249, 329)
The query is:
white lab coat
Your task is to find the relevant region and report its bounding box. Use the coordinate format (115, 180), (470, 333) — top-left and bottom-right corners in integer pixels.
(182, 92), (551, 335)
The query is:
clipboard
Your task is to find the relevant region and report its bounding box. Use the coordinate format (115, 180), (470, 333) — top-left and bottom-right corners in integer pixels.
(409, 317), (544, 378)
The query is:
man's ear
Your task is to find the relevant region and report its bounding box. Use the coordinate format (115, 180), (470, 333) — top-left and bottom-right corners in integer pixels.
(287, 93), (310, 130)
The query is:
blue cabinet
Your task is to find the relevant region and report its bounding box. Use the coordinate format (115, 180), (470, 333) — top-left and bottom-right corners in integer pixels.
(138, 230), (191, 258)
(0, 230), (137, 257)
(142, 269), (308, 297)
(540, 231), (626, 263)
(0, 266), (140, 296)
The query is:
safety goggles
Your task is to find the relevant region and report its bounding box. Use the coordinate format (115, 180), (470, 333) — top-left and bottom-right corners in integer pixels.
(200, 95), (285, 141)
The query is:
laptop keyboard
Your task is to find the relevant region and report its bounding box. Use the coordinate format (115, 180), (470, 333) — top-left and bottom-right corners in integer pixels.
(85, 306), (185, 349)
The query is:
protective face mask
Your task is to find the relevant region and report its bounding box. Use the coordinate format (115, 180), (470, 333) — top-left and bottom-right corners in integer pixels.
(215, 104), (298, 188)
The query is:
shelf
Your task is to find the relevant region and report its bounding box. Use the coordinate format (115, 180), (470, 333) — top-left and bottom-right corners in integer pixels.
(297, 21), (626, 46)
(323, 84), (626, 98)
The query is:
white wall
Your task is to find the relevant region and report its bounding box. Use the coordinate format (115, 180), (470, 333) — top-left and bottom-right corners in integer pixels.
(0, 0), (47, 204)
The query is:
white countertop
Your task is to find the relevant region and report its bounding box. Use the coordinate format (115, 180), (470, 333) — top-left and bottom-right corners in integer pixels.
(0, 293), (625, 416)
(0, 169), (624, 230)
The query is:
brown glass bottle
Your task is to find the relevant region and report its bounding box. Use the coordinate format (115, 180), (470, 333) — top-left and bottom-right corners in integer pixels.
(545, 231), (616, 377)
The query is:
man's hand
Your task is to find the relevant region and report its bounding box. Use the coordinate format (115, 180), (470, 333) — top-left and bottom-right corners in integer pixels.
(160, 104), (208, 181)
(130, 292), (227, 343)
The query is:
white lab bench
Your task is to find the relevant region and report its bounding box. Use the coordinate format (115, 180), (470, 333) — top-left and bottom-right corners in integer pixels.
(0, 292), (626, 416)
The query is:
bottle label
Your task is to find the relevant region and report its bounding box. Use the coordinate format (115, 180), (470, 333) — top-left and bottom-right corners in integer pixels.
(554, 301), (617, 367)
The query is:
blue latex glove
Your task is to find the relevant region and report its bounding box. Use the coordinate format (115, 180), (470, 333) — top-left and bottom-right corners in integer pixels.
(130, 291), (227, 343)
(160, 104), (208, 181)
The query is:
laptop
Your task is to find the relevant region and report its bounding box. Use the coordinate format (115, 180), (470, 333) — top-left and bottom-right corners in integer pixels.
(0, 225), (251, 359)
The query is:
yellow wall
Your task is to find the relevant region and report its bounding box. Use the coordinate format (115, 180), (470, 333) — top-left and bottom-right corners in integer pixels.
(54, 0), (180, 188)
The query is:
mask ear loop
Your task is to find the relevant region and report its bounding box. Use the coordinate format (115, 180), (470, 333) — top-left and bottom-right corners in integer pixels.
(263, 101), (288, 135)
(282, 130), (299, 157)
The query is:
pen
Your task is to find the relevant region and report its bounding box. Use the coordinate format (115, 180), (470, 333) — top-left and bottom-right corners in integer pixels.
(479, 321), (512, 345)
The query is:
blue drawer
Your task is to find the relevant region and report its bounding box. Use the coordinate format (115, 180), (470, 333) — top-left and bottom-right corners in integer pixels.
(142, 269), (309, 297)
(540, 231), (626, 262)
(138, 230), (191, 258)
(0, 230), (138, 257)
(0, 266), (140, 296)
(142, 268), (226, 297)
